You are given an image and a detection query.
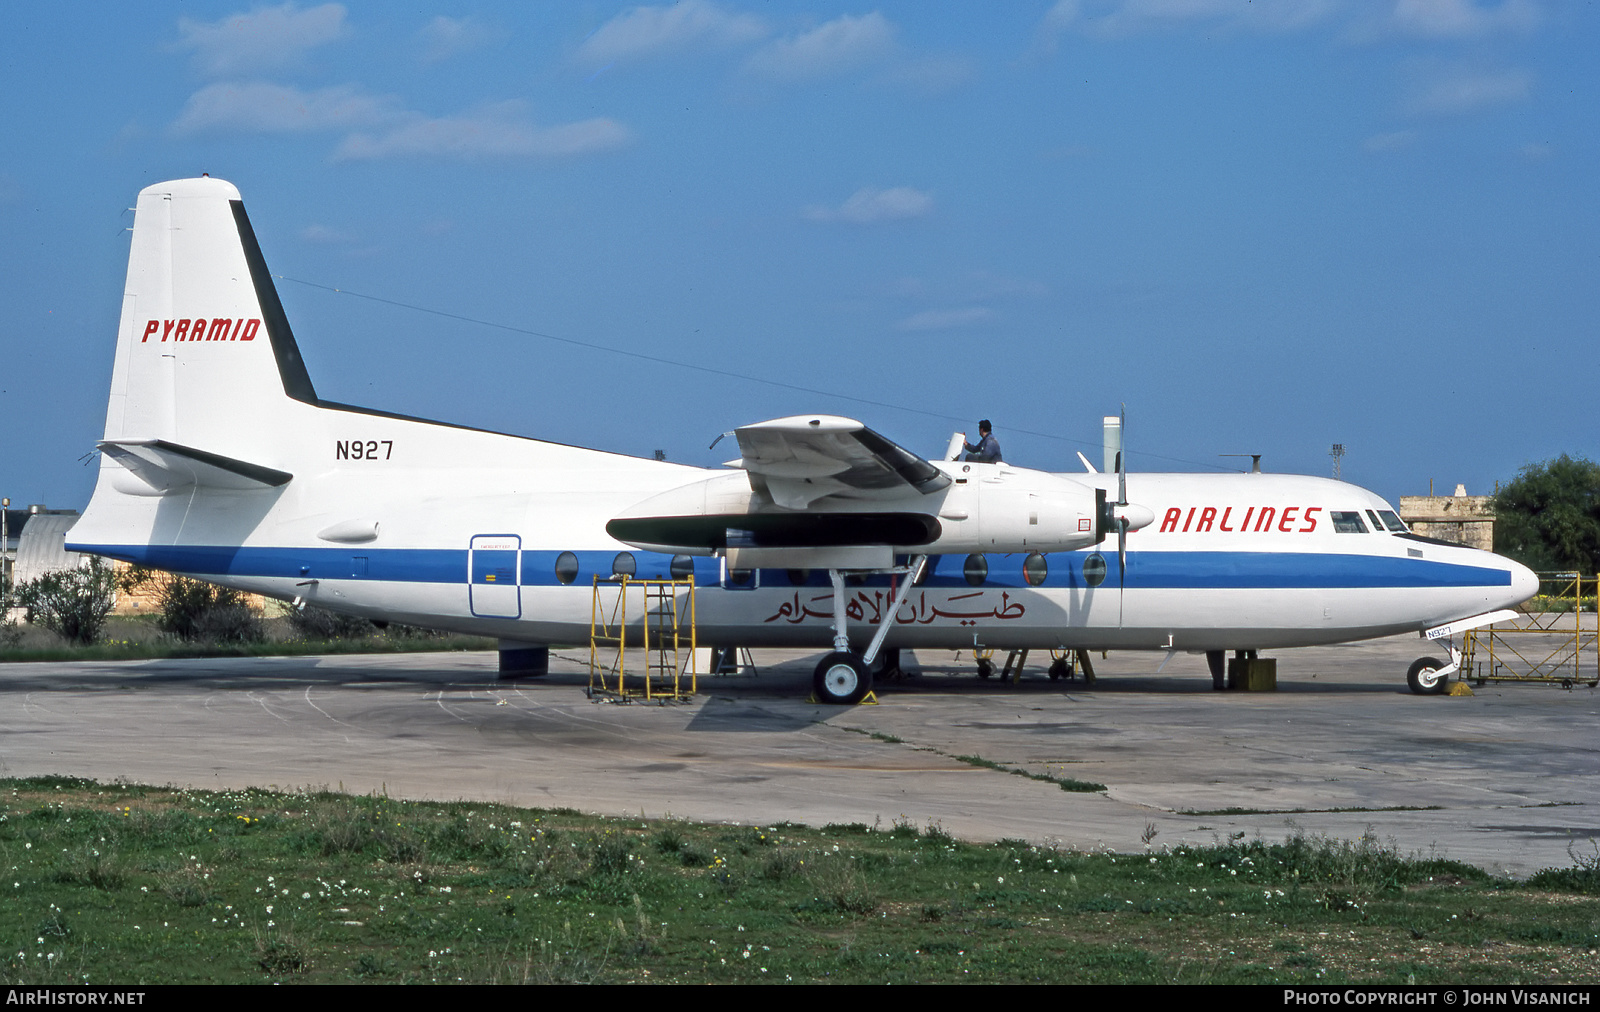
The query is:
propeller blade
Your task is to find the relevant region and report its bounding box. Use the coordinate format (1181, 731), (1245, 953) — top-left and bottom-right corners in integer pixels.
(1116, 405), (1128, 625)
(1117, 405), (1127, 506)
(1118, 517), (1128, 625)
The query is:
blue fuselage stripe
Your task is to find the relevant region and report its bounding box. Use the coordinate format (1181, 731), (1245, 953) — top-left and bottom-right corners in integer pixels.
(66, 543), (1512, 590)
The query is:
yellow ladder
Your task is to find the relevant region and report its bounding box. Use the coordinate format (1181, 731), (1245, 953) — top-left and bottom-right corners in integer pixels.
(589, 577), (698, 702)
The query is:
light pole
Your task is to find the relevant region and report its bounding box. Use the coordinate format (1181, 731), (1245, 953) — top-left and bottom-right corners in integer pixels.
(1, 497), (9, 614)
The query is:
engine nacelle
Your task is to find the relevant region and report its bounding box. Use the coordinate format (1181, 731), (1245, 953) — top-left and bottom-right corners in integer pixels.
(606, 461), (1146, 562)
(922, 462), (1103, 555)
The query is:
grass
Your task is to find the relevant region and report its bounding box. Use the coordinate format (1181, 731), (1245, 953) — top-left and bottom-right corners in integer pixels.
(0, 635), (497, 664)
(839, 727), (1106, 793)
(952, 753), (1107, 793)
(3, 777), (1597, 984)
(0, 614), (495, 663)
(1179, 806), (1445, 817)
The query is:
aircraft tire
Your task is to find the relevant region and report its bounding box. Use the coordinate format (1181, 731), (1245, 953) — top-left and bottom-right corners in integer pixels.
(976, 658), (994, 679)
(1407, 656), (1449, 695)
(814, 652), (872, 705)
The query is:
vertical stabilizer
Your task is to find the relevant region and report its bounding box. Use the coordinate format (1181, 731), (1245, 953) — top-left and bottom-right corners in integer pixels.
(105, 177), (315, 464)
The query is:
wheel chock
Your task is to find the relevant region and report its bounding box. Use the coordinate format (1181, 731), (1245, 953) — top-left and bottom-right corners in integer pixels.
(1448, 681), (1475, 697)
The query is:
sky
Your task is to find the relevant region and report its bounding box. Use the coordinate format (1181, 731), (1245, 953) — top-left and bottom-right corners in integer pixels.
(3, 1), (1595, 511)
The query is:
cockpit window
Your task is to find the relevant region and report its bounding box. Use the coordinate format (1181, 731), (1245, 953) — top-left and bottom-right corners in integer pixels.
(1330, 511), (1369, 534)
(1376, 510), (1407, 532)
(1366, 510), (1385, 532)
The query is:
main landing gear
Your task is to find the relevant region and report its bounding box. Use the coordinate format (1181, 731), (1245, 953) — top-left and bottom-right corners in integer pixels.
(811, 557), (925, 706)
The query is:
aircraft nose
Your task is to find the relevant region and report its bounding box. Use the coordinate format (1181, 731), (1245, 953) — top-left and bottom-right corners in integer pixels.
(1507, 559), (1539, 606)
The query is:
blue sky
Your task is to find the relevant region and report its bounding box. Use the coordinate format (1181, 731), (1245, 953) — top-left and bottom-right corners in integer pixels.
(3, 1), (1595, 510)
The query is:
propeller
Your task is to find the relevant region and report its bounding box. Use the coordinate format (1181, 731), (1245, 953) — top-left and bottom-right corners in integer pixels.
(1113, 407), (1128, 621)
(1099, 407), (1154, 624)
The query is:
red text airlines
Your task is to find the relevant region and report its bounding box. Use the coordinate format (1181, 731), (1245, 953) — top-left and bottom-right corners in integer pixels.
(1158, 505), (1322, 534)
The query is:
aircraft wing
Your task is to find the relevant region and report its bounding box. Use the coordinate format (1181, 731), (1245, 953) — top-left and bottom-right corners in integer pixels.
(732, 415), (950, 509)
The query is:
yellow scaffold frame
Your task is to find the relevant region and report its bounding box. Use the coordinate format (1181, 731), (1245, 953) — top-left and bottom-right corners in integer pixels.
(1460, 573), (1598, 688)
(588, 576), (698, 702)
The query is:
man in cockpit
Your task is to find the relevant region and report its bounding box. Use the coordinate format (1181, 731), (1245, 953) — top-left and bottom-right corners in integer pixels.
(963, 419), (1003, 463)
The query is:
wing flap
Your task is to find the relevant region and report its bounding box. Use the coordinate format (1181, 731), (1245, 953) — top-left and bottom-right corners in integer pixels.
(732, 415), (949, 506)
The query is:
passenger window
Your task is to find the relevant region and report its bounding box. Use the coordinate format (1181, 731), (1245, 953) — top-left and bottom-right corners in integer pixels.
(670, 554), (695, 580)
(554, 551), (579, 585)
(1083, 553), (1107, 587)
(1023, 552), (1048, 587)
(963, 554), (988, 587)
(612, 552), (636, 578)
(1330, 511), (1368, 534)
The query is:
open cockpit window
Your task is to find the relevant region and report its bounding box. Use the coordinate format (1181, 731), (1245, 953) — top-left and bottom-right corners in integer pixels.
(1329, 511), (1369, 533)
(1376, 510), (1407, 532)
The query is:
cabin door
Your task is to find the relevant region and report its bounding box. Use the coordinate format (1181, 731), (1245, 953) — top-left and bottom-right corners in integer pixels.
(468, 535), (521, 619)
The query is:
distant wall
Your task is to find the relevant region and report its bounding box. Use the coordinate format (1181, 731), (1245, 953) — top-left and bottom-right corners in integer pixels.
(1398, 494), (1495, 552)
(108, 560), (280, 617)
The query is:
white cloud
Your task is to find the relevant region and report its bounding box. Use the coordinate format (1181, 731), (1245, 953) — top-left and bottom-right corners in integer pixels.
(419, 16), (492, 65)
(171, 84), (628, 163)
(335, 104), (630, 161)
(1386, 0), (1540, 40)
(574, 0), (767, 65)
(171, 82), (397, 134)
(745, 12), (897, 81)
(1362, 129), (1416, 151)
(805, 187), (932, 224)
(1405, 67), (1531, 114)
(880, 54), (978, 95)
(895, 307), (995, 332)
(299, 223), (352, 244)
(175, 3), (348, 77)
(1033, 0), (1336, 49)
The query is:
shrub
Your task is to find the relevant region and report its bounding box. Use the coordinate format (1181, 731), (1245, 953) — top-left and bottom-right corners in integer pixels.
(14, 557), (118, 645)
(145, 573), (263, 643)
(288, 604), (377, 640)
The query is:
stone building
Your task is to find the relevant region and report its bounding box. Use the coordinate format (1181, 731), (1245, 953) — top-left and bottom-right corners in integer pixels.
(1398, 484), (1495, 552)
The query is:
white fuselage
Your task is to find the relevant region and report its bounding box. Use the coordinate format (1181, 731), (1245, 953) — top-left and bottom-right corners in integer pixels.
(70, 408), (1536, 654)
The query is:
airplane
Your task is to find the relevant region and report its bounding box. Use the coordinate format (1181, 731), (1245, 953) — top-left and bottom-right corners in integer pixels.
(66, 177), (1538, 704)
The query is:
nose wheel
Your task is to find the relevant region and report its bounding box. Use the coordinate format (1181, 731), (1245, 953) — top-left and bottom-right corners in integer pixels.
(1407, 656), (1450, 695)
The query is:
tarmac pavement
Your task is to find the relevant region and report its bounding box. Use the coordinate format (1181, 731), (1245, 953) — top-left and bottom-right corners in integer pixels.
(2, 634), (1595, 877)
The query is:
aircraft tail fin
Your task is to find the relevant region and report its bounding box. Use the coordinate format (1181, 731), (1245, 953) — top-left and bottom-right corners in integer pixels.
(103, 177), (315, 465)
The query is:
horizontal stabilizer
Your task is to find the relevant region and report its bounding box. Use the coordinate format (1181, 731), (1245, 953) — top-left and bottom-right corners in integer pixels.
(98, 439), (292, 493)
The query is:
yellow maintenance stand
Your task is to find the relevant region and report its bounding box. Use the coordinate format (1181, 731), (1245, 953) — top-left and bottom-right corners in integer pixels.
(1460, 573), (1598, 689)
(588, 576), (698, 703)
